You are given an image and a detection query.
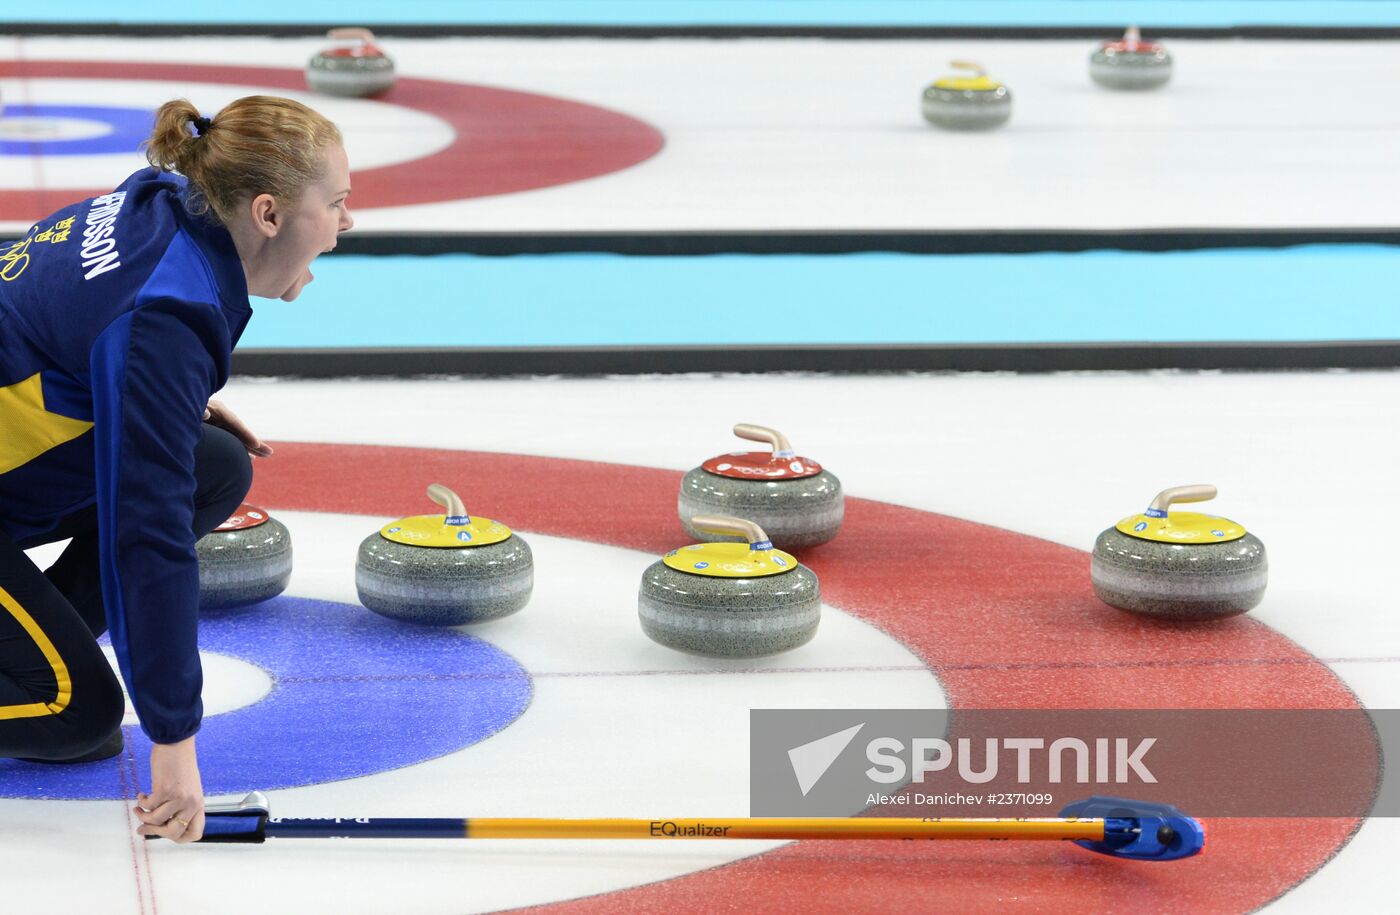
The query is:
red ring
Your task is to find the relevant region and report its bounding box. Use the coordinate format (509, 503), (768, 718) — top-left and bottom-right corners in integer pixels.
(0, 61), (664, 220)
(250, 442), (1367, 913)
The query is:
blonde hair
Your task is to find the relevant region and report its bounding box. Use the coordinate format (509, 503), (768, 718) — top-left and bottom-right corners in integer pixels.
(144, 96), (343, 224)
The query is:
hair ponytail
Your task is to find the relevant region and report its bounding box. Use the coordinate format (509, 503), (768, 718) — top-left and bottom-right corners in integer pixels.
(144, 98), (205, 175)
(142, 95), (343, 225)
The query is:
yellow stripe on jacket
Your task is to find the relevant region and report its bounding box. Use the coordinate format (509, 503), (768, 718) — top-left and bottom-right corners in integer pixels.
(0, 583), (72, 719)
(0, 373), (94, 475)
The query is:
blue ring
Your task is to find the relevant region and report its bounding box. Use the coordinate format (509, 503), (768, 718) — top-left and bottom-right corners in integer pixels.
(0, 104), (154, 156)
(0, 596), (533, 799)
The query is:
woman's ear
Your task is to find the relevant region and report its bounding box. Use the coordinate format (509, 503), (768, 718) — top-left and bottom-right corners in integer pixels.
(248, 193), (280, 239)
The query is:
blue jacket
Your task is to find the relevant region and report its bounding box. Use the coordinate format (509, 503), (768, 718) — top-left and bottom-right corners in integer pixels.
(0, 168), (252, 743)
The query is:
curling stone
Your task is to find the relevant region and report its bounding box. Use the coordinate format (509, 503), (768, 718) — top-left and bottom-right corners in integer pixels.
(679, 424), (843, 550)
(639, 516), (820, 657)
(356, 483), (532, 626)
(306, 27), (396, 98)
(196, 504), (292, 610)
(1091, 485), (1267, 620)
(1090, 26), (1172, 91)
(922, 60), (1011, 131)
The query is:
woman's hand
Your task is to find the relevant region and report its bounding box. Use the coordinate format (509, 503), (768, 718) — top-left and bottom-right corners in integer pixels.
(204, 399), (273, 457)
(135, 736), (205, 843)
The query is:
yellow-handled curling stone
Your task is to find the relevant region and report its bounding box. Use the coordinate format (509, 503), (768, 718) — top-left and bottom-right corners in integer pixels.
(306, 27), (396, 98)
(922, 60), (1012, 130)
(1090, 26), (1172, 91)
(1091, 485), (1267, 620)
(196, 504), (292, 610)
(679, 424), (843, 550)
(639, 515), (820, 657)
(355, 483), (533, 626)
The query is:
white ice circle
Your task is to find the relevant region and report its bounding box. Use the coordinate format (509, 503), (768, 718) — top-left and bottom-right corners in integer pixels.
(101, 645), (273, 727)
(0, 77), (455, 190)
(0, 116), (115, 142)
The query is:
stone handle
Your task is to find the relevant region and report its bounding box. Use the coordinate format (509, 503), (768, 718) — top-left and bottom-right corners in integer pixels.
(949, 60), (986, 76)
(1123, 25), (1142, 44)
(733, 424), (795, 457)
(1148, 485), (1217, 513)
(327, 27), (377, 43)
(690, 515), (772, 548)
(427, 483), (471, 526)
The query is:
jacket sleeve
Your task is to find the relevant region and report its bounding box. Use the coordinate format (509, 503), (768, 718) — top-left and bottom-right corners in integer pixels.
(89, 297), (226, 744)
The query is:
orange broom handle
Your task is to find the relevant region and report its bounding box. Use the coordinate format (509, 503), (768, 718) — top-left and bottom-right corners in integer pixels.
(465, 816), (1105, 841)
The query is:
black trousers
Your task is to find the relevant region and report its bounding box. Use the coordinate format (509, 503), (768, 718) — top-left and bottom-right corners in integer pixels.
(0, 424), (251, 759)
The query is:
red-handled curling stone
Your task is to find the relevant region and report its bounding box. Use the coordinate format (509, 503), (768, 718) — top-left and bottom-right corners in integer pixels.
(1090, 26), (1173, 90)
(196, 504), (292, 610)
(307, 27), (396, 97)
(678, 424), (843, 550)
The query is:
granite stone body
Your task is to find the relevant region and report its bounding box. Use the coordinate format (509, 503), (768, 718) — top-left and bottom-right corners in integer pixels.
(1090, 528), (1267, 620)
(1089, 50), (1173, 90)
(678, 469), (843, 549)
(306, 53), (396, 97)
(638, 561), (820, 657)
(921, 86), (1012, 130)
(196, 517), (292, 610)
(356, 533), (533, 626)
